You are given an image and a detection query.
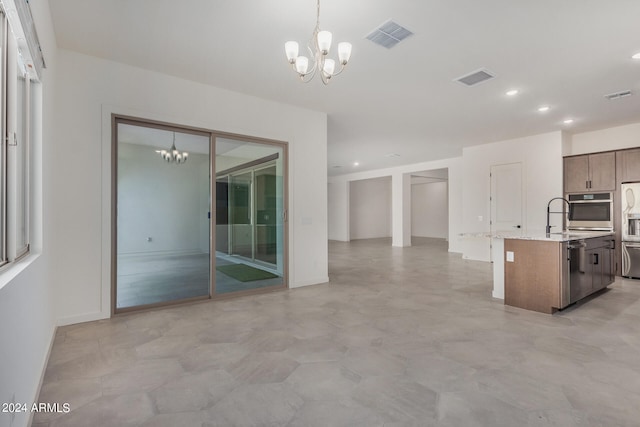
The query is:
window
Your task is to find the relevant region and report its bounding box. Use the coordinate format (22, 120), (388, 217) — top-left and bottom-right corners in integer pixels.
(0, 2), (40, 268)
(14, 52), (30, 257)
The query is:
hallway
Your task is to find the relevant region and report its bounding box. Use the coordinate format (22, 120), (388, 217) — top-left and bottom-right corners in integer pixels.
(35, 238), (640, 426)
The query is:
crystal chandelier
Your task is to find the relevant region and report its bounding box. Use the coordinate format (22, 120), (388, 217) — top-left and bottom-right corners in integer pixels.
(284, 0), (352, 85)
(156, 132), (188, 164)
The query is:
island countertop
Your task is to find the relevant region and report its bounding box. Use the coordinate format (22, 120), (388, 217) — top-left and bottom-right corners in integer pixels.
(461, 230), (614, 242)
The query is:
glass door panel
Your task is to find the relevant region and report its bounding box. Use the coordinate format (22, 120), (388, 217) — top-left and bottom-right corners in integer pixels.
(115, 121), (211, 311)
(214, 138), (286, 295)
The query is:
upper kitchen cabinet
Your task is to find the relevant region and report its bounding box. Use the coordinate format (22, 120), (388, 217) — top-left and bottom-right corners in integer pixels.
(564, 152), (616, 193)
(617, 148), (640, 183)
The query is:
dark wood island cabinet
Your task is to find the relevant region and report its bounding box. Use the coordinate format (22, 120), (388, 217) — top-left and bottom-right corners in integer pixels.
(504, 233), (615, 314)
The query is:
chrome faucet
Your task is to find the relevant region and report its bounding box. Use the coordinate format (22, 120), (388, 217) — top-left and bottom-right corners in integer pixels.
(546, 197), (570, 235)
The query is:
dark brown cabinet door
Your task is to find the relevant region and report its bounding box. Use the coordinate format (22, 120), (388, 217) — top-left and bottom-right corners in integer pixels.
(588, 152), (616, 191)
(564, 156), (589, 192)
(564, 152), (616, 192)
(619, 148), (640, 182)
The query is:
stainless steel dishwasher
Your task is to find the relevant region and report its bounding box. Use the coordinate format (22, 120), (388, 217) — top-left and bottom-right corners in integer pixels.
(567, 240), (589, 304)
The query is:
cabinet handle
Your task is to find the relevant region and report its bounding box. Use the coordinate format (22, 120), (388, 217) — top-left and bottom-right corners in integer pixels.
(594, 253), (599, 265)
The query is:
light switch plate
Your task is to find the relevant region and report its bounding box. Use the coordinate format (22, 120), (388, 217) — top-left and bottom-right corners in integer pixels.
(506, 251), (514, 262)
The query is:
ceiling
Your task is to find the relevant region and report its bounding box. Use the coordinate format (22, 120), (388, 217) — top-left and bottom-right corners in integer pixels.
(49, 0), (640, 176)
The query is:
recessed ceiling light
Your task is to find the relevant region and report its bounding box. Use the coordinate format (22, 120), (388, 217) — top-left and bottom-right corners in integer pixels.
(353, 162), (360, 166)
(538, 106), (550, 112)
(632, 52), (640, 60)
(506, 89), (519, 96)
(563, 119), (574, 124)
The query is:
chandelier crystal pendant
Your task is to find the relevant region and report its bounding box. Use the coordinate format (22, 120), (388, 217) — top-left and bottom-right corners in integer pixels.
(284, 0), (352, 85)
(156, 132), (188, 164)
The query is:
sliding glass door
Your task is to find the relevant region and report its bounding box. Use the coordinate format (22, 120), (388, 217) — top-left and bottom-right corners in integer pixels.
(214, 138), (286, 295)
(114, 120), (212, 312)
(112, 117), (287, 313)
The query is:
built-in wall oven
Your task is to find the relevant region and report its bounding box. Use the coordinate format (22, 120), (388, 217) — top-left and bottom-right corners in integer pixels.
(566, 192), (614, 231)
(622, 182), (640, 279)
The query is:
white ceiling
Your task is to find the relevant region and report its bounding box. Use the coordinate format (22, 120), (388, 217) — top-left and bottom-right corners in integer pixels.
(49, 0), (640, 176)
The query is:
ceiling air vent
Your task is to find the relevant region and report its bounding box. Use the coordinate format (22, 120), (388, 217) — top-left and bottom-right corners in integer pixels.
(604, 90), (632, 100)
(454, 68), (496, 87)
(366, 20), (413, 49)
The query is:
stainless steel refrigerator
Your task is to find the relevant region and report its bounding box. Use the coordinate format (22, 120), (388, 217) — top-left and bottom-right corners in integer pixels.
(622, 182), (640, 279)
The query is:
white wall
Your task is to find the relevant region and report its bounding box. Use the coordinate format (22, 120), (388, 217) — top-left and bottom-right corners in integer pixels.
(349, 177), (392, 240)
(0, 2), (57, 427)
(328, 157), (464, 253)
(328, 181), (349, 241)
(411, 181), (448, 239)
(118, 143), (210, 255)
(568, 122), (640, 155)
(462, 131), (564, 261)
(52, 49), (329, 325)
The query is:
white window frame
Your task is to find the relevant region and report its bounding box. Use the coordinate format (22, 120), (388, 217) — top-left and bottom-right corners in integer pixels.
(0, 3), (36, 269)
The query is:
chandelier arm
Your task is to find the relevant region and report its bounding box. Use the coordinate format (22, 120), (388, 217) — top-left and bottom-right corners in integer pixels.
(300, 70), (317, 83)
(329, 62), (347, 77)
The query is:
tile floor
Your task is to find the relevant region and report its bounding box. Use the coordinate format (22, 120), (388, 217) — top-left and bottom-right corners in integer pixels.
(35, 238), (640, 426)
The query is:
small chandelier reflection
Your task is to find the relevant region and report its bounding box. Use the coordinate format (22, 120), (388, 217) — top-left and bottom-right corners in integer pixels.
(284, 0), (352, 85)
(156, 132), (188, 164)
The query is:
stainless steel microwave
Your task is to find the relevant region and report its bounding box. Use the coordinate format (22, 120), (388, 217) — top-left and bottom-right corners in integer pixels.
(566, 192), (614, 231)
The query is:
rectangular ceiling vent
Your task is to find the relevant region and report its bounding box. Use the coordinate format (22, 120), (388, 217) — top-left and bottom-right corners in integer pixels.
(366, 20), (413, 49)
(604, 90), (632, 100)
(455, 68), (496, 87)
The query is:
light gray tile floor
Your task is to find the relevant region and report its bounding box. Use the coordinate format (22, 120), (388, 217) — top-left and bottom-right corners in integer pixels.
(35, 237), (640, 426)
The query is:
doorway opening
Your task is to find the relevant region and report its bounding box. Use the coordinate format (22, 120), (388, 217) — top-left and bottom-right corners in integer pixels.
(410, 168), (449, 248)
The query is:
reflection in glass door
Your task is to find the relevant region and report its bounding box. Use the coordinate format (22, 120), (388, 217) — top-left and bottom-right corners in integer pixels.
(255, 165), (278, 265)
(230, 172), (252, 258)
(114, 120), (212, 312)
(214, 138), (286, 295)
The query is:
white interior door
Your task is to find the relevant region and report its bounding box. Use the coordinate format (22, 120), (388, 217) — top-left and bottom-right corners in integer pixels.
(491, 162), (523, 235)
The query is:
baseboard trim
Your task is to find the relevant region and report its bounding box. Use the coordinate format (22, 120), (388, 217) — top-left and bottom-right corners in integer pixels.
(290, 276), (329, 288)
(28, 323), (58, 427)
(56, 311), (109, 327)
(117, 249), (208, 259)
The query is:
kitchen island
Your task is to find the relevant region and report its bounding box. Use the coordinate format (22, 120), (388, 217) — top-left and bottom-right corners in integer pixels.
(502, 231), (615, 313)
